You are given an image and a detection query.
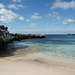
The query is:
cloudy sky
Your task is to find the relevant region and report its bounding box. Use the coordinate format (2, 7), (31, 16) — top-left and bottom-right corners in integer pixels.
(0, 0), (75, 34)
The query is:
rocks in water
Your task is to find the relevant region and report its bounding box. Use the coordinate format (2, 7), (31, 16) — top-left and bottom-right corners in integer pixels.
(67, 34), (71, 35)
(72, 34), (75, 35)
(67, 34), (75, 35)
(14, 33), (46, 41)
(0, 25), (46, 48)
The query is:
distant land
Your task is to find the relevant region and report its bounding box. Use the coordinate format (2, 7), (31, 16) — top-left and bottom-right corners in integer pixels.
(67, 34), (75, 35)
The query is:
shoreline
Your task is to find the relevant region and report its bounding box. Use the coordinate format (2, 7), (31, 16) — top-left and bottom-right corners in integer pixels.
(0, 55), (75, 75)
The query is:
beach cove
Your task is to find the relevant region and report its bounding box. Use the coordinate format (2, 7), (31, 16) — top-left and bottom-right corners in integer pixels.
(0, 0), (75, 75)
(0, 34), (75, 75)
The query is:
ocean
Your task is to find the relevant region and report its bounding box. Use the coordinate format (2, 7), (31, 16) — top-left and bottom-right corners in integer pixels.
(0, 34), (75, 63)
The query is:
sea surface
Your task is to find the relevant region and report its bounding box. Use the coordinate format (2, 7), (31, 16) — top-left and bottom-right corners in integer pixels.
(0, 34), (75, 63)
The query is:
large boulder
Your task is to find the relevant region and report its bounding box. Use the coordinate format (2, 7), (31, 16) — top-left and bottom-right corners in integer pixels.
(0, 25), (14, 48)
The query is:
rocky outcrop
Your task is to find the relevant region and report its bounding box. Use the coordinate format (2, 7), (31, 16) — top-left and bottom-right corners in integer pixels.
(0, 25), (46, 48)
(67, 34), (75, 35)
(14, 34), (46, 41)
(0, 25), (14, 48)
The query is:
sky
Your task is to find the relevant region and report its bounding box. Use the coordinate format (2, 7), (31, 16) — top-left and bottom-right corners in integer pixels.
(0, 0), (75, 34)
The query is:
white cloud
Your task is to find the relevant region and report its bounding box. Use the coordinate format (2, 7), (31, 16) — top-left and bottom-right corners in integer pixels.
(19, 16), (24, 20)
(56, 17), (61, 20)
(48, 13), (56, 17)
(46, 11), (61, 20)
(12, 0), (21, 2)
(47, 11), (59, 18)
(51, 0), (75, 9)
(0, 8), (18, 23)
(30, 23), (38, 27)
(17, 4), (25, 8)
(8, 27), (12, 30)
(53, 11), (59, 15)
(7, 4), (25, 10)
(26, 19), (30, 22)
(0, 3), (5, 8)
(31, 13), (42, 19)
(62, 19), (75, 25)
(12, 29), (50, 33)
(34, 13), (39, 15)
(8, 4), (18, 9)
(0, 3), (25, 23)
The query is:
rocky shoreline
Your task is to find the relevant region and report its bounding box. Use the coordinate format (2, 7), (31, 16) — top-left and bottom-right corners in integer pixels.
(0, 25), (46, 49)
(67, 34), (75, 35)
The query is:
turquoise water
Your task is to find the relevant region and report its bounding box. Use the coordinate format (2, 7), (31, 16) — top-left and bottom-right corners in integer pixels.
(2, 35), (75, 62)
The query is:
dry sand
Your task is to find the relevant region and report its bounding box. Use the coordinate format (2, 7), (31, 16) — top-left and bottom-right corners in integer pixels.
(0, 56), (75, 75)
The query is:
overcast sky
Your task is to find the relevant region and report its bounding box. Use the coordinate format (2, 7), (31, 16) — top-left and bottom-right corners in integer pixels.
(0, 0), (75, 34)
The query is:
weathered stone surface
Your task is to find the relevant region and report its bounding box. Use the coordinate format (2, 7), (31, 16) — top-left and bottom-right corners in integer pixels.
(0, 25), (14, 48)
(14, 33), (46, 41)
(0, 25), (46, 48)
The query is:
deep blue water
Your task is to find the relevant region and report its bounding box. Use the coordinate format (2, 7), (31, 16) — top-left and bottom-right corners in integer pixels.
(1, 34), (75, 62)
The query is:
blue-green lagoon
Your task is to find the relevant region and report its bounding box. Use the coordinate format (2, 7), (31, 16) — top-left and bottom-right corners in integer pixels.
(1, 34), (75, 69)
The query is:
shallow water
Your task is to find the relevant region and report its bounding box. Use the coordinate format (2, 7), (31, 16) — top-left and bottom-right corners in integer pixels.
(1, 34), (75, 63)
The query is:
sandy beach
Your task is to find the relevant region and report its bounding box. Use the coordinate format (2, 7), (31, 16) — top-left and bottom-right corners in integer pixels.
(0, 56), (75, 75)
(0, 0), (75, 74)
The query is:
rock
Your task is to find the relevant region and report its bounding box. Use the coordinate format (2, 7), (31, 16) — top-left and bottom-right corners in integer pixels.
(14, 33), (46, 41)
(72, 34), (75, 35)
(0, 25), (14, 48)
(67, 34), (75, 35)
(67, 34), (71, 35)
(0, 25), (46, 48)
